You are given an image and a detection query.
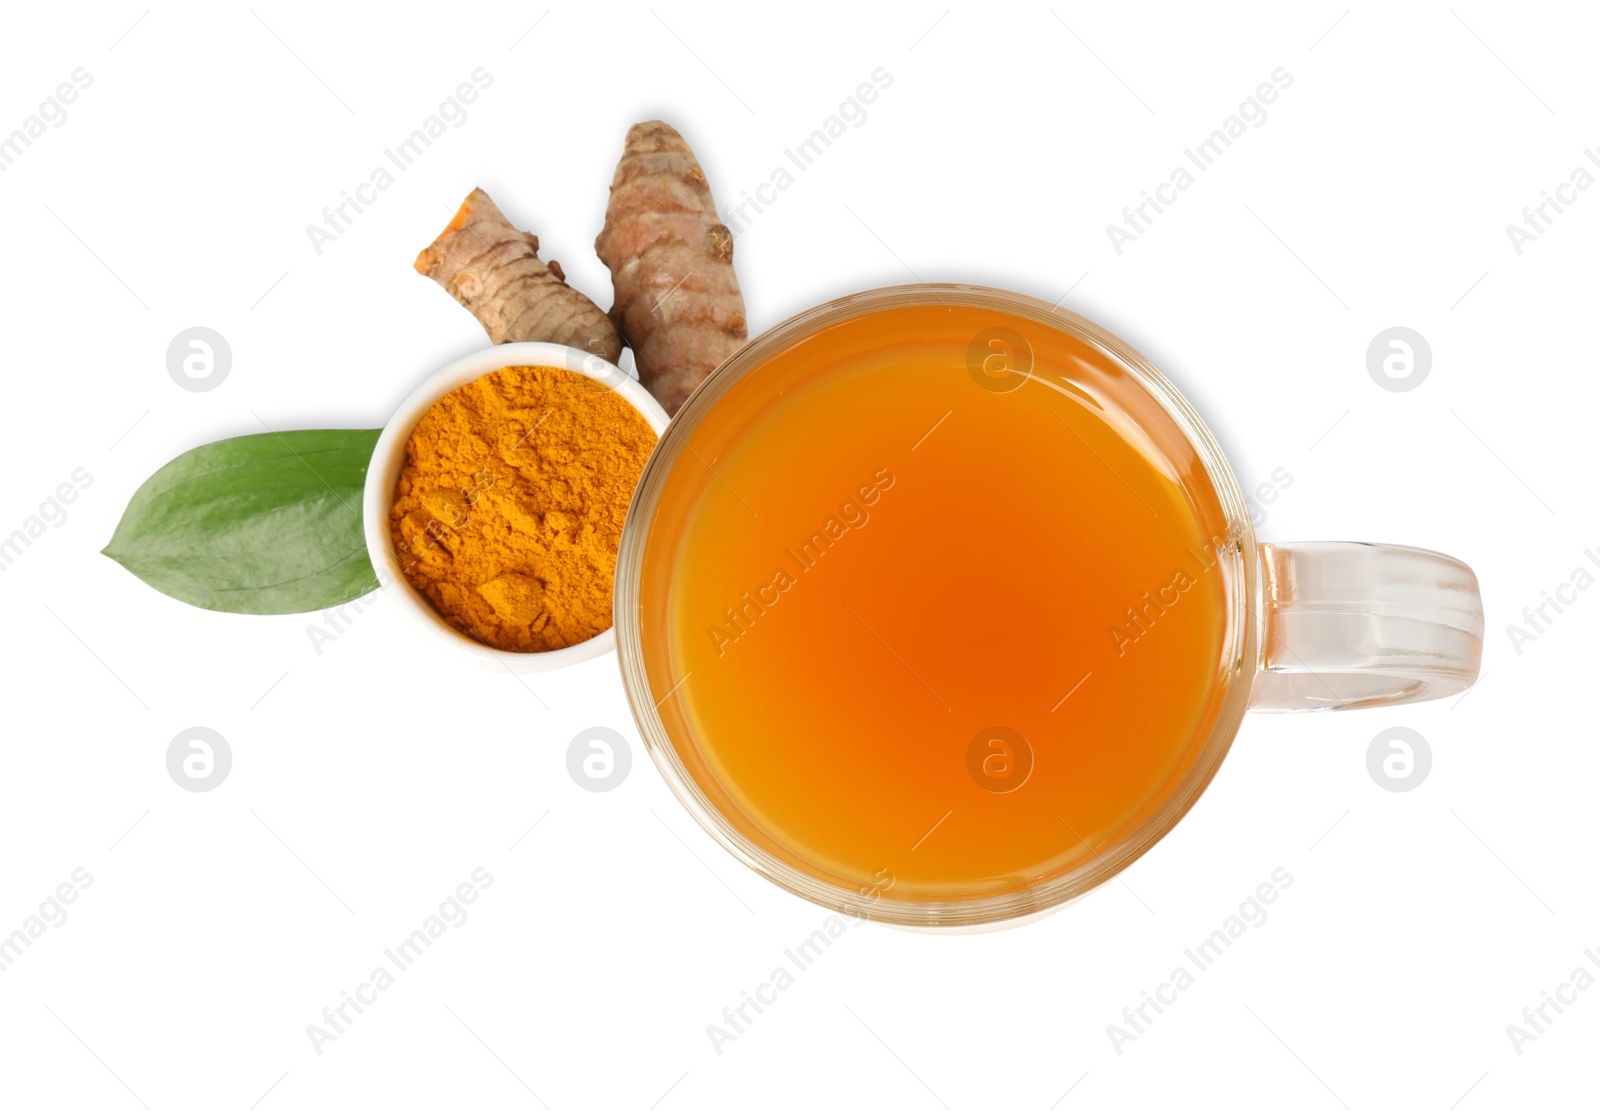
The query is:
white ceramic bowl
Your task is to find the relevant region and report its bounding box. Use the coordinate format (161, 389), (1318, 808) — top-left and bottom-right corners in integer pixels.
(363, 342), (670, 673)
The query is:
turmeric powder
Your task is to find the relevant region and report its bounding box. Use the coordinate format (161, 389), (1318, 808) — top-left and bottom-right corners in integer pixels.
(388, 365), (656, 653)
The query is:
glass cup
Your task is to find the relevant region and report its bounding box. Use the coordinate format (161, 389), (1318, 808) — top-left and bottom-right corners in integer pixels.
(614, 284), (1484, 927)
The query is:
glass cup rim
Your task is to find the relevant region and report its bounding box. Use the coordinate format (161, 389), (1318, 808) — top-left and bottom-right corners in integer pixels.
(614, 283), (1261, 927)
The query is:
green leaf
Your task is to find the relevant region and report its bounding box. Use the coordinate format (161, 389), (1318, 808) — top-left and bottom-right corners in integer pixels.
(103, 429), (383, 615)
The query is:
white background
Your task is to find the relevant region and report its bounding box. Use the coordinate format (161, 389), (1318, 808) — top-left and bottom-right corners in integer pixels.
(0, 2), (1593, 1115)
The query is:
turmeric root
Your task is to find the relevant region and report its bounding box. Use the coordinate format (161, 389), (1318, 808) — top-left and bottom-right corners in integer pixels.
(595, 121), (747, 414)
(415, 188), (622, 362)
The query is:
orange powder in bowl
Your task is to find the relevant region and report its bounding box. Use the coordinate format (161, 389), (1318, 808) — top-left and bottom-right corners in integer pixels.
(388, 365), (657, 652)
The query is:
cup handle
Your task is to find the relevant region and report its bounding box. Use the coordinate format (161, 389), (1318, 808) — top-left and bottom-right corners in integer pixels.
(1249, 542), (1484, 711)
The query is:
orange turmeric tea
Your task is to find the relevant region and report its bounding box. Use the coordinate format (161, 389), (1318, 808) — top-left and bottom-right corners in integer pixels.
(636, 302), (1238, 904)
